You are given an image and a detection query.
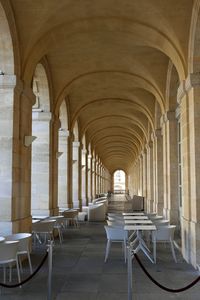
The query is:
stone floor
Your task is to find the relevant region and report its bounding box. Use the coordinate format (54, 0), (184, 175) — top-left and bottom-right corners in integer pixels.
(0, 197), (200, 299)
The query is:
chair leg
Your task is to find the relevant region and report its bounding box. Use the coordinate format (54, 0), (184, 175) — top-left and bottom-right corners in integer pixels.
(16, 258), (21, 284)
(153, 236), (156, 264)
(27, 251), (33, 274)
(123, 240), (127, 263)
(19, 256), (23, 274)
(170, 240), (177, 263)
(58, 228), (62, 244)
(105, 240), (111, 262)
(9, 264), (12, 282)
(3, 266), (6, 283)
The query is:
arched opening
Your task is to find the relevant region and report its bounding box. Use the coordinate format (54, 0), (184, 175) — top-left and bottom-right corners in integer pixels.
(113, 170), (126, 194)
(58, 100), (69, 209)
(0, 3), (15, 234)
(31, 63), (51, 215)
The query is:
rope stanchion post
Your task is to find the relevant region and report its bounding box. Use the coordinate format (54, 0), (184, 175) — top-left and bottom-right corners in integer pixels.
(127, 244), (133, 300)
(47, 240), (53, 300)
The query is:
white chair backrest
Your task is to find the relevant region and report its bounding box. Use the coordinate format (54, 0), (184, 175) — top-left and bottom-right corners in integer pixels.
(49, 215), (64, 225)
(155, 225), (176, 241)
(104, 226), (128, 240)
(154, 220), (170, 227)
(32, 219), (56, 233)
(5, 233), (32, 252)
(0, 241), (19, 262)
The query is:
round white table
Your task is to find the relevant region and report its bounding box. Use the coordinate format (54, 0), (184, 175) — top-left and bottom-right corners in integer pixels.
(0, 236), (5, 243)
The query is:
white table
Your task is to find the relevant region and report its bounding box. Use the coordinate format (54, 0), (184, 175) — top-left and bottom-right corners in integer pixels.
(124, 224), (156, 263)
(124, 216), (148, 220)
(0, 236), (5, 243)
(123, 212), (145, 216)
(125, 220), (153, 224)
(32, 215), (48, 220)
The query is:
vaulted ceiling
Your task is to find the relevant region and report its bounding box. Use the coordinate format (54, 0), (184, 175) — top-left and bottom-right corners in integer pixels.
(9, 0), (193, 173)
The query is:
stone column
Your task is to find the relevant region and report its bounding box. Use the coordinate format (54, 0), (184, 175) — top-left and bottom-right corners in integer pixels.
(177, 80), (191, 263)
(95, 160), (100, 196)
(58, 129), (69, 209)
(49, 116), (60, 216)
(142, 150), (147, 210)
(146, 142), (154, 212)
(87, 154), (92, 202)
(0, 76), (35, 234)
(178, 73), (200, 268)
(162, 111), (179, 223)
(13, 80), (36, 233)
(152, 129), (164, 215)
(81, 148), (87, 206)
(139, 155), (143, 196)
(92, 156), (96, 199)
(72, 141), (80, 208)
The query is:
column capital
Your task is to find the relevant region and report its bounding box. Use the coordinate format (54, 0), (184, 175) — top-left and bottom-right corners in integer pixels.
(82, 149), (87, 155)
(178, 73), (200, 103)
(151, 129), (162, 141)
(161, 111), (176, 125)
(73, 141), (80, 148)
(59, 129), (70, 138)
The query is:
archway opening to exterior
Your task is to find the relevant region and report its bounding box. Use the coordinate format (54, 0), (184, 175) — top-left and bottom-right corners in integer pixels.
(31, 63), (51, 215)
(113, 170), (126, 194)
(58, 100), (69, 209)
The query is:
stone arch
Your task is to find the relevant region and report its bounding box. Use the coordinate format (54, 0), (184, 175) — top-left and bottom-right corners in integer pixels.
(188, 0), (200, 73)
(58, 99), (69, 209)
(31, 62), (52, 215)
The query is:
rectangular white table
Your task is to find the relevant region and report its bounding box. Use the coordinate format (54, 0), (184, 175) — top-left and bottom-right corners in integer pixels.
(123, 212), (145, 216)
(125, 220), (153, 224)
(123, 216), (148, 220)
(124, 224), (156, 263)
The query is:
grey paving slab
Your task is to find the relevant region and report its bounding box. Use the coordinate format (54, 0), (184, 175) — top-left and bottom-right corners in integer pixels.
(0, 198), (199, 300)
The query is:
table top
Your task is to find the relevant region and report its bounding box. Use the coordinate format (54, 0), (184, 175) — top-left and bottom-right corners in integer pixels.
(125, 220), (153, 224)
(32, 215), (48, 220)
(123, 216), (149, 220)
(123, 212), (145, 216)
(124, 225), (156, 231)
(0, 236), (5, 243)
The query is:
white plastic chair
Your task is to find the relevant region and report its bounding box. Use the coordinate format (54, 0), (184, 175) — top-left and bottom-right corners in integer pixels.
(5, 233), (33, 274)
(32, 219), (56, 246)
(153, 219), (170, 227)
(104, 226), (128, 262)
(152, 225), (177, 263)
(62, 210), (79, 227)
(0, 241), (21, 283)
(49, 216), (64, 243)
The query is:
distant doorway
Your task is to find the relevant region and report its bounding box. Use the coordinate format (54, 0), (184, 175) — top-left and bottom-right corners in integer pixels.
(113, 170), (126, 194)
